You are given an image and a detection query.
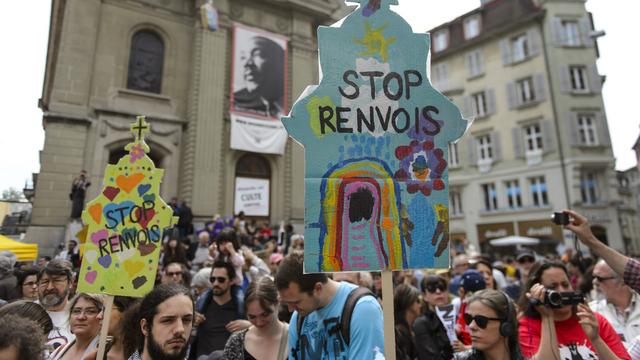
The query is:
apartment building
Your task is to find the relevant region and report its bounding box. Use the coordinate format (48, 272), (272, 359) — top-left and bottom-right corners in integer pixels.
(429, 0), (623, 253)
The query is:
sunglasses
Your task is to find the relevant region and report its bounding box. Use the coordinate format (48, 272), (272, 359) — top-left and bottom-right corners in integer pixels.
(166, 271), (182, 277)
(593, 275), (616, 282)
(518, 257), (534, 264)
(463, 313), (502, 329)
(425, 283), (446, 293)
(210, 276), (228, 283)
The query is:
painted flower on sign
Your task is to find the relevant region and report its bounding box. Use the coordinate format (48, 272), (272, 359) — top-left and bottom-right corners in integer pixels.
(394, 139), (446, 196)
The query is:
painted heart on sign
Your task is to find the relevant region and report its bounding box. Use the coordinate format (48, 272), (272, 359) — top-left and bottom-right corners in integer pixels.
(123, 260), (145, 278)
(142, 194), (156, 203)
(85, 270), (98, 284)
(116, 173), (145, 193)
(88, 203), (103, 224)
(138, 242), (157, 257)
(117, 247), (136, 262)
(84, 250), (98, 264)
(134, 207), (156, 229)
(137, 184), (151, 196)
(103, 186), (121, 201)
(91, 229), (108, 245)
(98, 255), (112, 269)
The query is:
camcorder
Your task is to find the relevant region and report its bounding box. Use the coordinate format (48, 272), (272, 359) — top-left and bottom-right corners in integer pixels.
(551, 212), (570, 226)
(543, 290), (584, 308)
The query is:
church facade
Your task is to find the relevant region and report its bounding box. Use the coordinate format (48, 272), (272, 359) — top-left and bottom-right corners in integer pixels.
(28, 0), (346, 254)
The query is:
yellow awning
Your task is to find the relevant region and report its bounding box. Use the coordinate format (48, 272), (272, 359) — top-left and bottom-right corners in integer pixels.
(0, 235), (38, 261)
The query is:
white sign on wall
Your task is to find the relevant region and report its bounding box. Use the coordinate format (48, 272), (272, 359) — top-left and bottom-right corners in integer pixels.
(234, 177), (270, 217)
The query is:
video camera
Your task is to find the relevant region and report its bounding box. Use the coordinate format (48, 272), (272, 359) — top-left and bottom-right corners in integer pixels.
(543, 290), (585, 309)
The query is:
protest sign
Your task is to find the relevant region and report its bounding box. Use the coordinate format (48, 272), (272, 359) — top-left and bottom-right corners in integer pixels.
(77, 116), (178, 297)
(436, 304), (459, 343)
(282, 0), (469, 273)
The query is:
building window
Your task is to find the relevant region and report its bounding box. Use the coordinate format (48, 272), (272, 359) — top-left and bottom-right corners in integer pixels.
(450, 191), (463, 215)
(569, 66), (589, 91)
(466, 50), (484, 78)
(524, 124), (543, 152)
(127, 30), (165, 94)
(562, 20), (581, 46)
(472, 92), (487, 117)
(477, 135), (493, 161)
(463, 15), (481, 40)
(580, 171), (599, 204)
(516, 77), (535, 104)
(448, 142), (460, 167)
(434, 30), (449, 52)
(511, 34), (530, 62)
(505, 180), (522, 208)
(529, 176), (548, 207)
(577, 114), (598, 145)
(482, 183), (498, 211)
(432, 63), (448, 84)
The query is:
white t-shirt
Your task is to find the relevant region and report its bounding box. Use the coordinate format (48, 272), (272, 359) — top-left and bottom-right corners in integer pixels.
(46, 310), (74, 352)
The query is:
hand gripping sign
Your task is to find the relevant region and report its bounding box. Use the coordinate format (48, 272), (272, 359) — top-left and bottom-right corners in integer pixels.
(282, 0), (468, 273)
(77, 116), (178, 296)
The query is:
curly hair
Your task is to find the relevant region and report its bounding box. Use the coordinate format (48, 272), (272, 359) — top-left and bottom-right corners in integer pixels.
(0, 314), (45, 360)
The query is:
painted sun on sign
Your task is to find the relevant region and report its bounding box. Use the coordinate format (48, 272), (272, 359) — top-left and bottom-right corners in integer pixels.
(282, 0), (469, 273)
(77, 116), (177, 297)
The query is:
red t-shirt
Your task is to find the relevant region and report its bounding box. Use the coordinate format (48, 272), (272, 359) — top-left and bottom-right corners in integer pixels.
(519, 312), (631, 359)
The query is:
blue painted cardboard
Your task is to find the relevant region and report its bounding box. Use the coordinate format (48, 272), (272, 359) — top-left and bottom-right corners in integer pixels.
(282, 0), (468, 273)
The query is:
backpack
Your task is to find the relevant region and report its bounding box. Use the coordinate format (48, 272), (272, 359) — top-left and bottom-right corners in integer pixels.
(291, 286), (374, 360)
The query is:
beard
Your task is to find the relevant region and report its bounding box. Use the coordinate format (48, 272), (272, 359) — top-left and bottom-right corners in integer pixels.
(146, 328), (189, 360)
(212, 286), (229, 296)
(39, 288), (69, 309)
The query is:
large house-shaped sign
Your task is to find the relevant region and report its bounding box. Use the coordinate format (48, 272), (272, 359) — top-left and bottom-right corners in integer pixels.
(282, 0), (468, 273)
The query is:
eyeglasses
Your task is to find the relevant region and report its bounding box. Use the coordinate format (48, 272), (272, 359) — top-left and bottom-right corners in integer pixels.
(38, 278), (68, 287)
(425, 283), (446, 293)
(463, 313), (502, 329)
(594, 275), (616, 282)
(70, 307), (101, 317)
(166, 271), (182, 277)
(210, 276), (228, 283)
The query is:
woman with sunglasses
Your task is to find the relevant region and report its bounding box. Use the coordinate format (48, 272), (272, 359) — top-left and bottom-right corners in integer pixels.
(49, 293), (104, 360)
(518, 261), (630, 360)
(414, 275), (455, 360)
(223, 277), (288, 360)
(455, 289), (525, 360)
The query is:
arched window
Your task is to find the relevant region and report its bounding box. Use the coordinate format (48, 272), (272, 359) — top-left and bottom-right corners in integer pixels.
(234, 154), (271, 217)
(127, 30), (164, 93)
(236, 154), (271, 178)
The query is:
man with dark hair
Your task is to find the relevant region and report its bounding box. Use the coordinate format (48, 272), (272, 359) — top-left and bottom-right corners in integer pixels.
(192, 260), (250, 358)
(0, 314), (45, 360)
(233, 35), (285, 118)
(276, 253), (384, 359)
(129, 284), (194, 360)
(37, 259), (74, 351)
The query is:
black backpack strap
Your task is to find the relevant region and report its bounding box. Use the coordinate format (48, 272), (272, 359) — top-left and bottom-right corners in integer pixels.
(340, 286), (374, 347)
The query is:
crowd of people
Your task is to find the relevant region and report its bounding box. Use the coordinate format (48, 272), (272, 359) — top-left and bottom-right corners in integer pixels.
(0, 209), (638, 359)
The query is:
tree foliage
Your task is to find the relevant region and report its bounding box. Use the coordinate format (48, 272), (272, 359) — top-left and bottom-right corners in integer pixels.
(1, 187), (23, 201)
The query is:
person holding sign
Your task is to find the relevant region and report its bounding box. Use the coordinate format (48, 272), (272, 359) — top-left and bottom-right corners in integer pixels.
(275, 253), (384, 359)
(454, 289), (525, 360)
(49, 293), (104, 360)
(414, 275), (455, 360)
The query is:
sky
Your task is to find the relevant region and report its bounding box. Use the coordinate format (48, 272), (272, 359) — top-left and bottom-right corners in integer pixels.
(0, 0), (638, 193)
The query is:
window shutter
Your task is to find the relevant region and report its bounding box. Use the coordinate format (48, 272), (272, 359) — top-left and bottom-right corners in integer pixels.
(476, 50), (484, 75)
(462, 96), (474, 119)
(550, 17), (566, 46)
(534, 74), (547, 102)
(486, 89), (496, 115)
(512, 127), (524, 158)
(559, 65), (572, 93)
(467, 137), (477, 166)
(568, 112), (580, 146)
(580, 17), (594, 47)
(528, 29), (541, 57)
(542, 120), (556, 153)
(596, 112), (611, 146)
(492, 131), (502, 162)
(588, 64), (602, 93)
(507, 82), (517, 109)
(500, 39), (512, 65)
(465, 52), (474, 77)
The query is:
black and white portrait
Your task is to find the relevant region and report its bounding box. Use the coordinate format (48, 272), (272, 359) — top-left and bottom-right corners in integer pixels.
(231, 25), (287, 119)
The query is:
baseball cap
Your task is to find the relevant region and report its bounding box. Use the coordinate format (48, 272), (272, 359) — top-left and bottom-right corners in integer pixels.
(459, 269), (486, 293)
(516, 249), (536, 262)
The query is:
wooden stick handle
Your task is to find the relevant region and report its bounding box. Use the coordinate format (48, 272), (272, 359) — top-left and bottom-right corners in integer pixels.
(382, 271), (396, 360)
(97, 295), (114, 360)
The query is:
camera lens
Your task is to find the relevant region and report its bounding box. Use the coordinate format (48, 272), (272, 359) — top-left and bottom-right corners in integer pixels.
(545, 290), (563, 307)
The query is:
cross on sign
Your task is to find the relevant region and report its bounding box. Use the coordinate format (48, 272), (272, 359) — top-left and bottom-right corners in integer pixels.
(131, 116), (150, 142)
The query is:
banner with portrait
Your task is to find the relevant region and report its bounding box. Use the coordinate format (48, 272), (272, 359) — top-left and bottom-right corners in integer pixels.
(230, 24), (288, 154)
